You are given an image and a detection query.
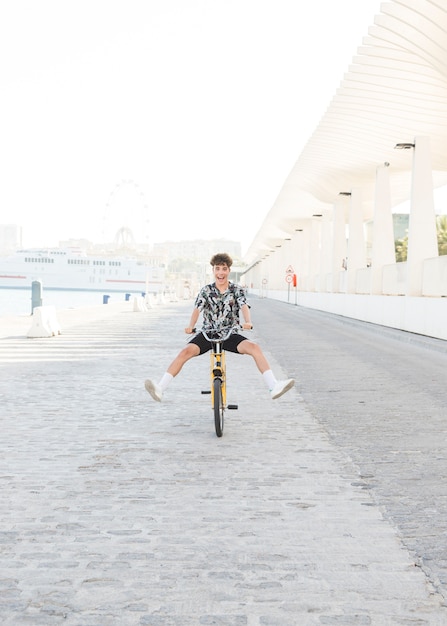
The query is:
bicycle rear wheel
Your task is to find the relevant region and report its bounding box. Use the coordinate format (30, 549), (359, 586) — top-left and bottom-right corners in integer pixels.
(213, 377), (224, 437)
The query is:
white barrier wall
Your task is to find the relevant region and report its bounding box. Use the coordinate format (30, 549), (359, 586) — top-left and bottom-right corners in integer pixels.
(423, 256), (447, 297)
(248, 287), (447, 341)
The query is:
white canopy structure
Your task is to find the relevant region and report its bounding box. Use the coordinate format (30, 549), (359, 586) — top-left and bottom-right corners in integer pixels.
(244, 0), (447, 266)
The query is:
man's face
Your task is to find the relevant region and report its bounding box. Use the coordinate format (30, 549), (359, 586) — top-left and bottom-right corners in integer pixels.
(213, 263), (230, 287)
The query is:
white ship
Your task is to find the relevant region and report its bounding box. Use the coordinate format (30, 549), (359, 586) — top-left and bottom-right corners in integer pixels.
(0, 247), (165, 294)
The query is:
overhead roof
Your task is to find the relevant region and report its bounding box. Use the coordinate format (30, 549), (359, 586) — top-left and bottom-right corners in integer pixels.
(244, 0), (447, 265)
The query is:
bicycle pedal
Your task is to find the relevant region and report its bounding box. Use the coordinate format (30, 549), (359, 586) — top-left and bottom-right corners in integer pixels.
(201, 390), (211, 395)
(227, 404), (238, 410)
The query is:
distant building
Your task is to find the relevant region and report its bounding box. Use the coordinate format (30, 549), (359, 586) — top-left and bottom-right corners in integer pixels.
(59, 237), (94, 252)
(0, 224), (22, 254)
(152, 238), (243, 292)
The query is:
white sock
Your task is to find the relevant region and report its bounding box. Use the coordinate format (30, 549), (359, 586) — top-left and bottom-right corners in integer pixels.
(262, 369), (277, 390)
(158, 372), (174, 391)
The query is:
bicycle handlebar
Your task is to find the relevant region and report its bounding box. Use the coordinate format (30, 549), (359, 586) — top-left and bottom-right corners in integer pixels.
(192, 326), (240, 343)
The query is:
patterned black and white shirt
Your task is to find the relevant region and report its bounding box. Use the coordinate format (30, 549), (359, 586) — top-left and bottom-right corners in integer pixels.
(194, 282), (247, 334)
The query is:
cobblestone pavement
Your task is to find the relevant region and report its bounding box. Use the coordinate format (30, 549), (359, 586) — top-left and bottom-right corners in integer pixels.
(0, 298), (446, 625)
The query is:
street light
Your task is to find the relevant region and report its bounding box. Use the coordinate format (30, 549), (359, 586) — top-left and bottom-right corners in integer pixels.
(394, 143), (415, 150)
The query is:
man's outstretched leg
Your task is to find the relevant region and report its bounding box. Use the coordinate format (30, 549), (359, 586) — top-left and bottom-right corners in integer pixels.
(237, 339), (295, 399)
(145, 343), (200, 402)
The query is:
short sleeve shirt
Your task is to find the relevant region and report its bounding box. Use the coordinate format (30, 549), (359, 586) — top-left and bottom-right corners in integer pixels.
(194, 282), (247, 333)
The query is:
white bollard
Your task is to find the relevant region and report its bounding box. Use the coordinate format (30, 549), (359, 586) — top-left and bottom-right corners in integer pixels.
(133, 296), (148, 312)
(27, 306), (61, 338)
(147, 293), (158, 307)
(144, 294), (153, 309)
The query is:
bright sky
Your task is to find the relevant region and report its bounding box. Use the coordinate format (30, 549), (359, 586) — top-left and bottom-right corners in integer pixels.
(1, 0), (382, 255)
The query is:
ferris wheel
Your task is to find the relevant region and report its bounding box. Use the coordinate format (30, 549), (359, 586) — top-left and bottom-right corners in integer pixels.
(102, 179), (150, 247)
(113, 226), (136, 249)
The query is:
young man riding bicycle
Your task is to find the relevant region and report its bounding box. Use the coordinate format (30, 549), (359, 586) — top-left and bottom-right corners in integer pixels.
(144, 252), (294, 402)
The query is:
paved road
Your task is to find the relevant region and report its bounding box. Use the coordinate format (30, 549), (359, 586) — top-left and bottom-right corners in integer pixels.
(251, 297), (447, 605)
(0, 298), (446, 625)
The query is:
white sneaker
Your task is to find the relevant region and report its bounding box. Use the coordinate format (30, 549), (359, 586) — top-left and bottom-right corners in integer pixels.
(270, 378), (295, 400)
(145, 379), (163, 402)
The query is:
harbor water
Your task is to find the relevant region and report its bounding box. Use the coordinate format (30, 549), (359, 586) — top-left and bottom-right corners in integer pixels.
(0, 287), (132, 317)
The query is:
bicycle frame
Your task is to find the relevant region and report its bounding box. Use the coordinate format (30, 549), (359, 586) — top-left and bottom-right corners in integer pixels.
(209, 338), (226, 408)
(199, 327), (238, 436)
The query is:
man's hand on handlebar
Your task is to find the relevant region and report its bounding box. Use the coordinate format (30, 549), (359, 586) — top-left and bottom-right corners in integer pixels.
(242, 323), (253, 330)
(185, 327), (196, 334)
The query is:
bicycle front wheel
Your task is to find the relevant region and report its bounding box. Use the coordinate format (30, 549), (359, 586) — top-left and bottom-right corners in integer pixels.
(213, 377), (224, 437)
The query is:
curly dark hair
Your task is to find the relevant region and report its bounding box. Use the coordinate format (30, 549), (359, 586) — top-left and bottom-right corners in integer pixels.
(210, 253), (233, 267)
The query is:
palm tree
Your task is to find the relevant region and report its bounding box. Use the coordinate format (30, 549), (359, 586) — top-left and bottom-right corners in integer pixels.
(437, 215), (447, 256)
(394, 215), (447, 261)
(395, 234), (408, 262)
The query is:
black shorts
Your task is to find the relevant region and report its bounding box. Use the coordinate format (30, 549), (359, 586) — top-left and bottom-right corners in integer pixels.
(189, 332), (248, 355)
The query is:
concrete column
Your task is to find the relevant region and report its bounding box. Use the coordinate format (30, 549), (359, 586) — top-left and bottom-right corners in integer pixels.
(346, 188), (366, 294)
(263, 254), (273, 291)
(371, 164), (395, 294)
(331, 200), (347, 292)
(251, 263), (261, 290)
(287, 235), (300, 281)
(270, 248), (281, 289)
(276, 244), (288, 289)
(309, 219), (321, 291)
(320, 218), (332, 292)
(406, 136), (438, 296)
(257, 259), (269, 296)
(295, 228), (308, 290)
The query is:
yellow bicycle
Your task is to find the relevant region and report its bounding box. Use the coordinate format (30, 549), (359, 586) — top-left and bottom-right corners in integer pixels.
(199, 327), (238, 437)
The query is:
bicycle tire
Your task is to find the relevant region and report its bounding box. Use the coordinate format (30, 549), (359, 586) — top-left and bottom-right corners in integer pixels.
(213, 377), (224, 437)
